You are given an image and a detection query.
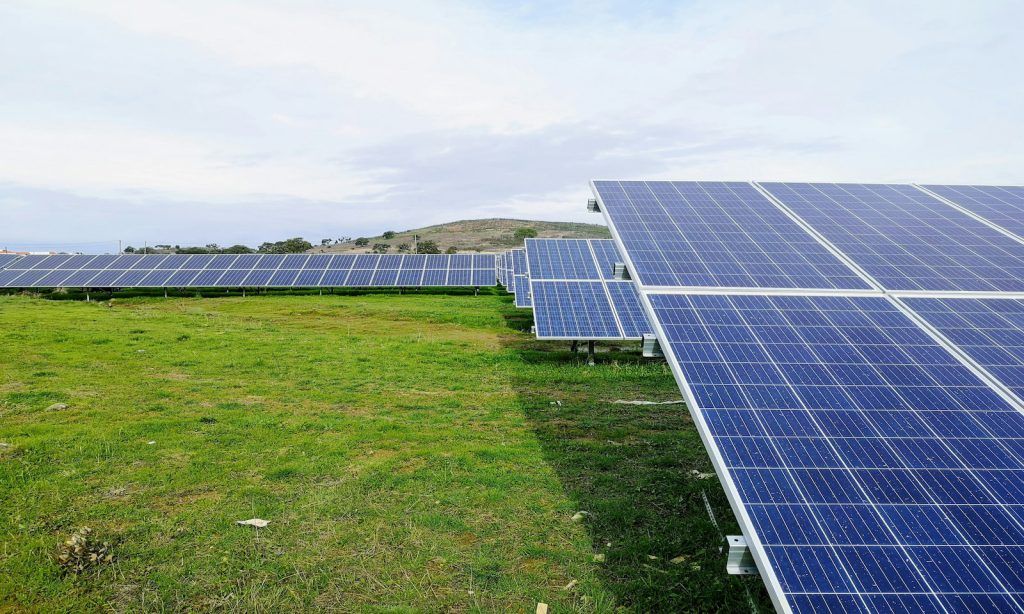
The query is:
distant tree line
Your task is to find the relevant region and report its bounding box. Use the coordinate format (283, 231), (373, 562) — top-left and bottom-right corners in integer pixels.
(123, 237), (314, 255)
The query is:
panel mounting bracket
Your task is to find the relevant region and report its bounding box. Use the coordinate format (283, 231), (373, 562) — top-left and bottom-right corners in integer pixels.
(642, 334), (663, 358)
(725, 535), (759, 576)
(587, 198), (600, 212)
(612, 262), (630, 280)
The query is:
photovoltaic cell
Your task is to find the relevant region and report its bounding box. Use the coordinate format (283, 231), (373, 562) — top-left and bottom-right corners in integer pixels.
(0, 253), (497, 288)
(759, 182), (1024, 292)
(525, 238), (652, 339)
(606, 281), (651, 338)
(592, 181), (871, 290)
(531, 281), (620, 339)
(649, 293), (1024, 612)
(904, 297), (1024, 401)
(0, 254), (21, 269)
(525, 239), (599, 280)
(921, 185), (1024, 240)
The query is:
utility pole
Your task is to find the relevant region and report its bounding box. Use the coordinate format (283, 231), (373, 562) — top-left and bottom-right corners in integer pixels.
(118, 240), (122, 255)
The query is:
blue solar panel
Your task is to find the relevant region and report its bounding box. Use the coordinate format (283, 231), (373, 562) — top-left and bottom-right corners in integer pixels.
(650, 293), (1024, 612)
(514, 276), (531, 307)
(0, 252), (497, 288)
(0, 254), (21, 269)
(921, 185), (1024, 240)
(524, 239), (600, 280)
(904, 297), (1024, 401)
(589, 239), (621, 280)
(531, 281), (621, 338)
(760, 182), (1024, 292)
(592, 181), (871, 290)
(606, 281), (651, 338)
(525, 238), (652, 339)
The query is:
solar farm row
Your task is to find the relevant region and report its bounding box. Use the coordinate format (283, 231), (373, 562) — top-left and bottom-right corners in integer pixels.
(591, 181), (1024, 612)
(593, 181), (1024, 293)
(0, 253), (498, 288)
(524, 238), (652, 340)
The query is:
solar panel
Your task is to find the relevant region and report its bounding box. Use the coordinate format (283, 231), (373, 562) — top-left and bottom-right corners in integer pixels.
(0, 254), (21, 269)
(530, 281), (620, 339)
(0, 253), (498, 288)
(514, 276), (531, 307)
(759, 183), (1024, 292)
(650, 292), (1024, 612)
(525, 238), (652, 339)
(904, 297), (1024, 401)
(920, 185), (1024, 240)
(591, 181), (872, 290)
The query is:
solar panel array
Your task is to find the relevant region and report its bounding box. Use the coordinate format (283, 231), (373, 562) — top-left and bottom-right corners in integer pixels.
(0, 254), (22, 269)
(592, 180), (1024, 612)
(509, 249), (531, 308)
(525, 238), (652, 340)
(0, 253), (498, 288)
(758, 183), (1024, 292)
(921, 185), (1024, 241)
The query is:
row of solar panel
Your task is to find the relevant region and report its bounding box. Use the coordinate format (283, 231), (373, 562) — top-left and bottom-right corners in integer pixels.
(521, 238), (653, 340)
(0, 253), (498, 288)
(592, 181), (1024, 293)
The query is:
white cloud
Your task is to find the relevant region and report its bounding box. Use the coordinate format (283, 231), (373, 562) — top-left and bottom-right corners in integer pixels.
(1, 0), (1022, 246)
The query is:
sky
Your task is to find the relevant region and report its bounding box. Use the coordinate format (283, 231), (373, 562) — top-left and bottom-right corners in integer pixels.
(2, 0), (1022, 252)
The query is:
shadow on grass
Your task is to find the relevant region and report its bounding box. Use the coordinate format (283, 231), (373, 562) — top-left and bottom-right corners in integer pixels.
(499, 305), (772, 612)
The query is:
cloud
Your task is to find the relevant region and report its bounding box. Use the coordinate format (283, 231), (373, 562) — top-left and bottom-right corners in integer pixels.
(0, 0), (1022, 247)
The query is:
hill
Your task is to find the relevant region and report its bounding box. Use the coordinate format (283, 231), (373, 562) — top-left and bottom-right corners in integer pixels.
(310, 218), (611, 254)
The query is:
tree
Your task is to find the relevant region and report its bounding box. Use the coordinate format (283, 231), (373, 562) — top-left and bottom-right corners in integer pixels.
(445, 246), (458, 254)
(321, 238), (332, 246)
(371, 243), (391, 254)
(258, 237), (314, 253)
(123, 246), (136, 253)
(514, 227), (538, 240)
(397, 243), (411, 253)
(222, 244), (255, 254)
(416, 240), (441, 254)
(382, 231), (397, 240)
(354, 237), (370, 247)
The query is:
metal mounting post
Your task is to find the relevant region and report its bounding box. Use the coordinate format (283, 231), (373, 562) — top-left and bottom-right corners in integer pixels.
(587, 340), (596, 366)
(612, 262), (631, 280)
(587, 198), (600, 212)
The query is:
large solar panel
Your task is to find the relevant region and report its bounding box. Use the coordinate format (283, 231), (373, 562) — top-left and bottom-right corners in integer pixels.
(904, 297), (1024, 401)
(649, 292), (1024, 612)
(759, 183), (1024, 292)
(525, 238), (652, 340)
(590, 181), (872, 291)
(0, 253), (497, 288)
(920, 185), (1024, 240)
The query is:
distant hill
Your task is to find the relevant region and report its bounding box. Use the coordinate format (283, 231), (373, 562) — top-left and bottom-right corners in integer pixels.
(309, 218), (611, 254)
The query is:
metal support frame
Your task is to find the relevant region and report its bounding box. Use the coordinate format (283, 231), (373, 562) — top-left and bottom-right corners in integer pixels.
(726, 536), (759, 576)
(642, 334), (663, 358)
(587, 340), (596, 366)
(587, 198), (600, 212)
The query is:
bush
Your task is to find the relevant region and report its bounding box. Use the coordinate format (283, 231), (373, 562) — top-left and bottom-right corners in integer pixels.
(371, 243), (391, 254)
(416, 240), (441, 254)
(382, 231), (397, 240)
(513, 227), (538, 240)
(354, 237), (370, 247)
(257, 238), (313, 254)
(445, 246), (458, 254)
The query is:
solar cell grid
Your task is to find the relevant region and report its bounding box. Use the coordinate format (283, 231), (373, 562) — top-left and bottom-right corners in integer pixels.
(905, 298), (1024, 402)
(592, 181), (871, 290)
(524, 239), (599, 280)
(759, 182), (1024, 292)
(921, 185), (1024, 240)
(531, 281), (619, 338)
(650, 292), (1024, 612)
(0, 254), (21, 269)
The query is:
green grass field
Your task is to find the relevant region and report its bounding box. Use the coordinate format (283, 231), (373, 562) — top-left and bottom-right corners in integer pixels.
(0, 292), (770, 612)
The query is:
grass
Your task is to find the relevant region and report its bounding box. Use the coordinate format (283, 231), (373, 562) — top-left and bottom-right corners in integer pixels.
(0, 292), (770, 611)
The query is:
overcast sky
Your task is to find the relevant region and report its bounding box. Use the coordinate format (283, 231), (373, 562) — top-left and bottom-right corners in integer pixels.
(2, 0), (1022, 251)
